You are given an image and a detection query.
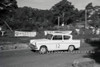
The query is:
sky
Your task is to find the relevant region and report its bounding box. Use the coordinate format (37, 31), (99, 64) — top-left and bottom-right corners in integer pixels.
(16, 0), (100, 10)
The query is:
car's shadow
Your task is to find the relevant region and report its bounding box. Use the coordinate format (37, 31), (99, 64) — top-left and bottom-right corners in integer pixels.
(85, 39), (100, 64)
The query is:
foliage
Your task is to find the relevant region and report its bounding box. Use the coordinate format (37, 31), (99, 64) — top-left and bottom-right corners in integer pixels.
(85, 2), (93, 10)
(89, 10), (100, 27)
(0, 0), (18, 31)
(1, 0), (100, 31)
(51, 0), (79, 25)
(85, 3), (100, 28)
(0, 0), (80, 31)
(0, 0), (18, 18)
(7, 7), (54, 31)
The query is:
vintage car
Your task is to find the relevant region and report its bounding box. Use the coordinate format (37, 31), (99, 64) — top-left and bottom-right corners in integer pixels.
(29, 33), (80, 54)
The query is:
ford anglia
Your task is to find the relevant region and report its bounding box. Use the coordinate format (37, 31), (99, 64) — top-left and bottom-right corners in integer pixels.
(29, 33), (80, 54)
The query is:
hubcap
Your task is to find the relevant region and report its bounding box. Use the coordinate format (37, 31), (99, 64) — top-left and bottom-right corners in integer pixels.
(69, 46), (74, 51)
(40, 47), (46, 53)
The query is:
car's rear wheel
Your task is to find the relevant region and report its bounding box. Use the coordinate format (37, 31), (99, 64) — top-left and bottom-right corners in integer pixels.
(39, 46), (48, 54)
(68, 45), (75, 51)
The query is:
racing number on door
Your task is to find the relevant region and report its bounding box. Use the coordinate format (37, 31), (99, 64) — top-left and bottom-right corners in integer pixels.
(56, 44), (60, 48)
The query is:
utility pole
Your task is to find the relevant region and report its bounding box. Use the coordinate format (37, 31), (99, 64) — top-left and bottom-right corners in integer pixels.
(58, 16), (60, 27)
(62, 12), (65, 26)
(85, 9), (88, 29)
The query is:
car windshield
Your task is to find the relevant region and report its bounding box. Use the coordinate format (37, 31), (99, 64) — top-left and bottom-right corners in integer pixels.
(45, 34), (53, 40)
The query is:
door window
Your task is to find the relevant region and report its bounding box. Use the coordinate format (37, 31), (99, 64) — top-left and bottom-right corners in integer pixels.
(64, 35), (70, 40)
(53, 35), (62, 40)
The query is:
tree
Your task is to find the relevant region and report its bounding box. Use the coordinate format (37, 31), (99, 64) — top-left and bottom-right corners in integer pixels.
(89, 8), (100, 27)
(0, 0), (18, 31)
(85, 2), (94, 19)
(85, 3), (100, 28)
(50, 0), (78, 25)
(85, 2), (93, 10)
(0, 0), (18, 17)
(10, 6), (54, 31)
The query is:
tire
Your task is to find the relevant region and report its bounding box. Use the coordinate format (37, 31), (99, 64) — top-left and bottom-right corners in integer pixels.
(68, 45), (75, 51)
(39, 46), (47, 54)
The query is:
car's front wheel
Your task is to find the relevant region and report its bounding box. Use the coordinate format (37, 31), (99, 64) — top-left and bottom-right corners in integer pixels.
(39, 46), (48, 54)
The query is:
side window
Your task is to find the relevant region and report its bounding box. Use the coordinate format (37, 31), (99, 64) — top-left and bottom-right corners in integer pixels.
(53, 35), (62, 40)
(64, 36), (70, 40)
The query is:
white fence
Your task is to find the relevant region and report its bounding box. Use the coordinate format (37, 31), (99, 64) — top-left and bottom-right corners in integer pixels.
(15, 31), (36, 37)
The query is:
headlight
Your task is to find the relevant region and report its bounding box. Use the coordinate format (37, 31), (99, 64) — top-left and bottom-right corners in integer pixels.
(30, 40), (33, 43)
(30, 40), (36, 45)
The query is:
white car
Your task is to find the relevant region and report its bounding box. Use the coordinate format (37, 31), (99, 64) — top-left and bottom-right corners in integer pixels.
(29, 33), (80, 54)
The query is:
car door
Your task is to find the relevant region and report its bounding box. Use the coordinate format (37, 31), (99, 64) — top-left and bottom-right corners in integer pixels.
(52, 35), (63, 50)
(60, 35), (71, 50)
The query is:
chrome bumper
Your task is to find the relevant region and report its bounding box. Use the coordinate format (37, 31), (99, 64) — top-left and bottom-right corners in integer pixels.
(29, 43), (37, 50)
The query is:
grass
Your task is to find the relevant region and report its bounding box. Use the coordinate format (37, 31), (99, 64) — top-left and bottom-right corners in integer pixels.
(0, 30), (45, 45)
(0, 36), (33, 45)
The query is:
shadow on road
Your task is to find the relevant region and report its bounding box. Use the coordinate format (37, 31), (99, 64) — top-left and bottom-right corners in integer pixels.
(85, 39), (100, 64)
